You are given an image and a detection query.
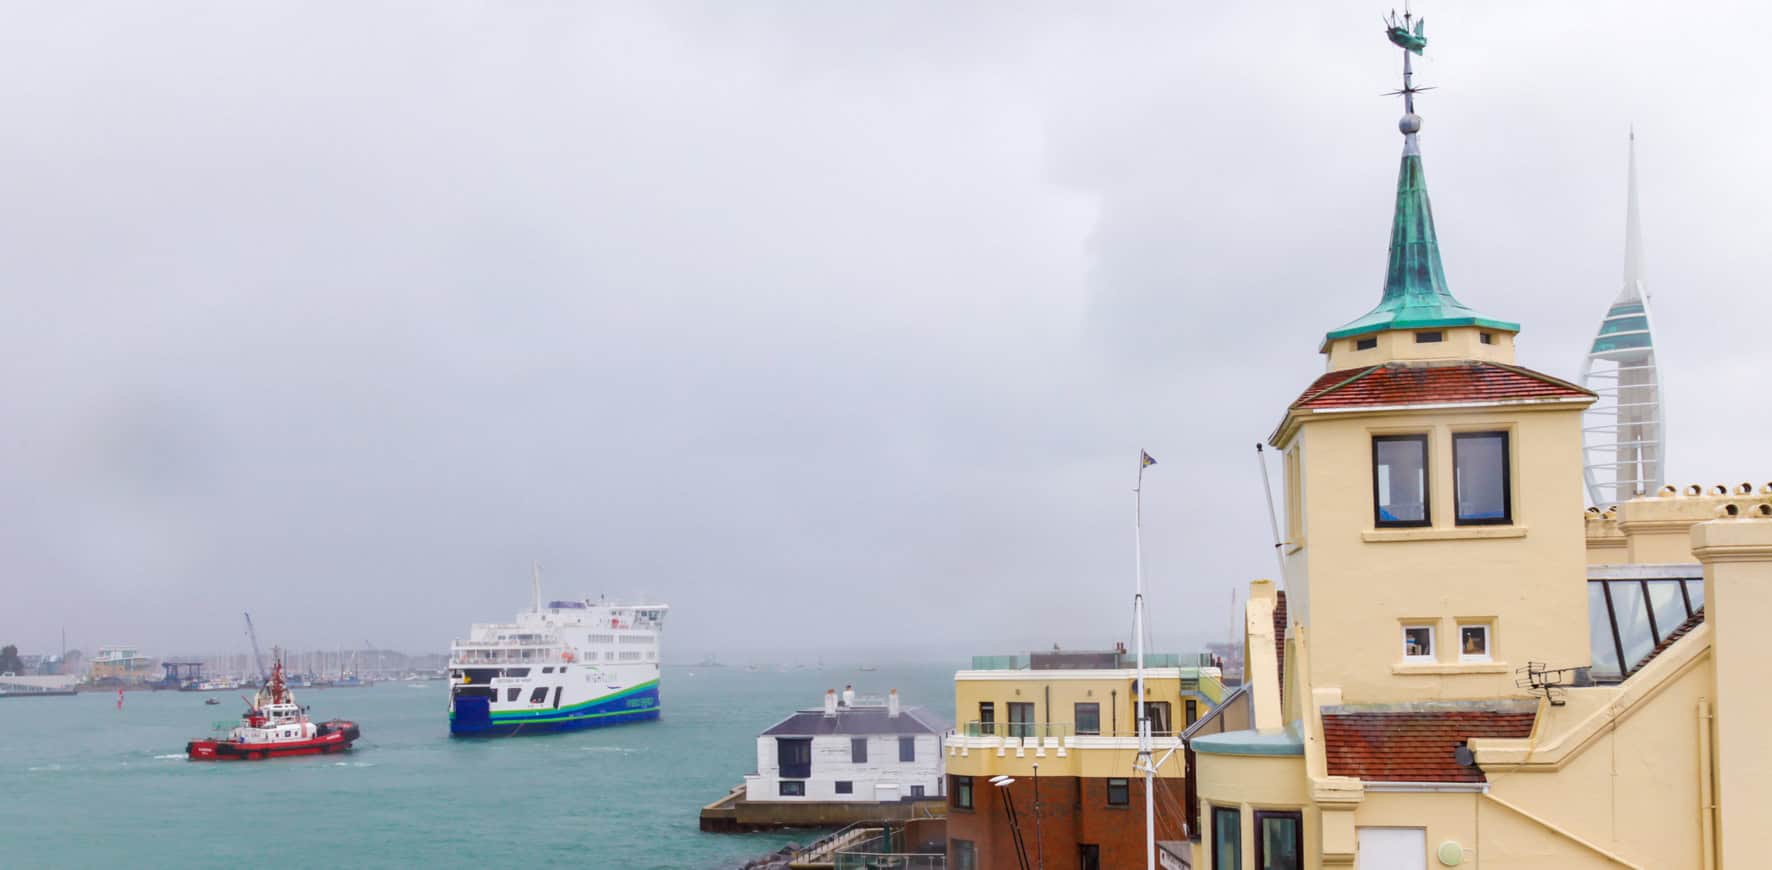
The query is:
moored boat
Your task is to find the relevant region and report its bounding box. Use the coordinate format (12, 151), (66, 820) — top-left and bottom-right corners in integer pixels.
(185, 651), (360, 761)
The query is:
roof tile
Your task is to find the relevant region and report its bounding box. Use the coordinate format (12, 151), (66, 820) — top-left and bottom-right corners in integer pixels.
(1291, 362), (1592, 412)
(1322, 709), (1536, 783)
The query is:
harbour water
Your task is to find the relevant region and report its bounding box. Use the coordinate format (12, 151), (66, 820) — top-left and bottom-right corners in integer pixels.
(1, 663), (956, 869)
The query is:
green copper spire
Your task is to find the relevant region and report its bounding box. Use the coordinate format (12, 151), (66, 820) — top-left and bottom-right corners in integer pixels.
(1323, 10), (1519, 346)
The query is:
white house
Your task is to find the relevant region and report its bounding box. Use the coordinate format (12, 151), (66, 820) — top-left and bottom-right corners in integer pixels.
(745, 688), (947, 804)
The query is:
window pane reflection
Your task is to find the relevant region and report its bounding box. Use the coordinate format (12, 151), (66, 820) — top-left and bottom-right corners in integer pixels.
(1611, 583), (1656, 667)
(1375, 437), (1428, 525)
(1454, 432), (1509, 523)
(1588, 583), (1622, 680)
(1260, 813), (1302, 870)
(1646, 581), (1688, 638)
(1685, 579), (1704, 612)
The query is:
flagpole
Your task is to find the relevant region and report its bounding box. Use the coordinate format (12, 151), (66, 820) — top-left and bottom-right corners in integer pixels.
(1133, 451), (1155, 870)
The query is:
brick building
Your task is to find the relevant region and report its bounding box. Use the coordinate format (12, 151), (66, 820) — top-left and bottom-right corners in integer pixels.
(943, 650), (1224, 869)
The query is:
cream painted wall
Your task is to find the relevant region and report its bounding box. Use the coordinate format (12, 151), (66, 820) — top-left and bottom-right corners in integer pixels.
(1479, 651), (1713, 869)
(1322, 325), (1516, 371)
(1695, 518), (1772, 869)
(1280, 404), (1592, 703)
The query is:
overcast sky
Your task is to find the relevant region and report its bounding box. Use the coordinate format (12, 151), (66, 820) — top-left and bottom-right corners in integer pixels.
(3, 1), (1768, 662)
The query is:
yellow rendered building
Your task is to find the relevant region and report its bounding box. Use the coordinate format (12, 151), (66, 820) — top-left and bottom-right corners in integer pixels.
(1187, 22), (1769, 870)
(944, 651), (1227, 869)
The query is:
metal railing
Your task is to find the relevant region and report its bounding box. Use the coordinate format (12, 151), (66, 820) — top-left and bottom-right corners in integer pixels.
(954, 721), (1183, 739)
(833, 851), (946, 869)
(448, 647), (566, 664)
(959, 721), (1073, 739)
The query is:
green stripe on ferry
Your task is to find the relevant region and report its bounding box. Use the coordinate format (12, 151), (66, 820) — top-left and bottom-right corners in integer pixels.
(487, 679), (660, 721)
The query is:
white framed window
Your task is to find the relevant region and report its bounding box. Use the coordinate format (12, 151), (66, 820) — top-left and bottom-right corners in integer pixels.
(1402, 625), (1435, 662)
(1458, 624), (1491, 662)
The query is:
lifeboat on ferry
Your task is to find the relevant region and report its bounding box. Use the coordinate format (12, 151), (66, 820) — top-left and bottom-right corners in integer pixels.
(185, 649), (362, 761)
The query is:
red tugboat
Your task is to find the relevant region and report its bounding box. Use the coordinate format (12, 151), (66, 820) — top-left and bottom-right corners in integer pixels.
(186, 651), (360, 761)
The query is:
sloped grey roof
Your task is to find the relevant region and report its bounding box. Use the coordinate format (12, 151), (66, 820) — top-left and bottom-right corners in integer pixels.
(760, 706), (948, 736)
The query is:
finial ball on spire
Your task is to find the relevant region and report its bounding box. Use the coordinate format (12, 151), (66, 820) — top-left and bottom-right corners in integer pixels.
(1399, 113), (1422, 135)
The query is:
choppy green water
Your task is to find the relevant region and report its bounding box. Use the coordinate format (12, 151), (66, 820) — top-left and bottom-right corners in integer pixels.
(0, 664), (956, 869)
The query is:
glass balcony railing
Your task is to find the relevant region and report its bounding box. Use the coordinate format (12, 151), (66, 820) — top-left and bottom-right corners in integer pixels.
(956, 721), (1183, 739)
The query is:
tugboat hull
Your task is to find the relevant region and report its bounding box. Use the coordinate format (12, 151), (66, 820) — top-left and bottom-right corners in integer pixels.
(186, 720), (361, 761)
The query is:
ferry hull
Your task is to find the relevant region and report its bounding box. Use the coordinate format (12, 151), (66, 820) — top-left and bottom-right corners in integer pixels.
(449, 683), (660, 737)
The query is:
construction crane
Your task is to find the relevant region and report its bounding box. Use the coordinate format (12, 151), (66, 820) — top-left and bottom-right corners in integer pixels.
(243, 612), (269, 683)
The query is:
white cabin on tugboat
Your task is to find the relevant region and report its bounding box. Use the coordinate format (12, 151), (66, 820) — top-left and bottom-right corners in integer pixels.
(185, 650), (360, 761)
(746, 688), (947, 804)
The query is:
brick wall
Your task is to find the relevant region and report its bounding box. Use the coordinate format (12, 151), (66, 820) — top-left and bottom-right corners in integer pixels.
(947, 774), (1187, 869)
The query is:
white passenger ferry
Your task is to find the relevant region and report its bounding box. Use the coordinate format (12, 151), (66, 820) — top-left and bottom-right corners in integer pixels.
(448, 581), (667, 737)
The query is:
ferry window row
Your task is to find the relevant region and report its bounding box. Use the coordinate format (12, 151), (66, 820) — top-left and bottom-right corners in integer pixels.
(1373, 430), (1512, 528)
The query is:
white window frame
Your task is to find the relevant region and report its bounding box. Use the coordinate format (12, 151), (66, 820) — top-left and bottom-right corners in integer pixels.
(1457, 623), (1492, 663)
(1402, 624), (1436, 663)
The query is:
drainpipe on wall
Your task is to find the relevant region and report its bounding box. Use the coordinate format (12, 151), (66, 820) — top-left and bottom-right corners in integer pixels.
(1698, 699), (1717, 870)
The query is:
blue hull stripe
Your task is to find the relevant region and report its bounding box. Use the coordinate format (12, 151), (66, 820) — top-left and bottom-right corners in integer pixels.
(450, 685), (661, 737)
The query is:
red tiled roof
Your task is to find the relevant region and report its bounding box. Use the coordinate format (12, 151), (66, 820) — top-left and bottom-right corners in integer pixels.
(1322, 708), (1536, 783)
(1291, 362), (1592, 411)
(1626, 606), (1705, 678)
(1273, 591), (1287, 699)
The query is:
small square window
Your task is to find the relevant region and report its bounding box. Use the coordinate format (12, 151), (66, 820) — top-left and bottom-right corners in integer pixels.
(1459, 624), (1491, 662)
(1415, 330), (1444, 343)
(835, 780), (853, 795)
(779, 780), (806, 797)
(1106, 778), (1130, 806)
(1355, 337), (1378, 351)
(1480, 332), (1495, 345)
(1403, 625), (1435, 661)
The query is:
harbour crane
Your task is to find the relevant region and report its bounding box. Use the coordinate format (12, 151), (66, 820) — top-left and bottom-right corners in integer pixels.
(243, 612), (269, 683)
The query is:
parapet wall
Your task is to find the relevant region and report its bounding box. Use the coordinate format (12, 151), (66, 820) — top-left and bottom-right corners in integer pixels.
(1587, 482), (1772, 565)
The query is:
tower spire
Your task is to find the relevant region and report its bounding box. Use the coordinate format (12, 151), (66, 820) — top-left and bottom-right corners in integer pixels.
(1580, 131), (1666, 505)
(1322, 7), (1519, 348)
(1621, 126), (1646, 302)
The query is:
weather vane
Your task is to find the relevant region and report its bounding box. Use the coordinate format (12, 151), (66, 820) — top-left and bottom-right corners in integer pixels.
(1384, 5), (1431, 133)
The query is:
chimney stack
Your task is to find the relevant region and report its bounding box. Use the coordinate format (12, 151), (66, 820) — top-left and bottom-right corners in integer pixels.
(842, 684), (856, 707)
(824, 689), (837, 717)
(888, 688), (900, 718)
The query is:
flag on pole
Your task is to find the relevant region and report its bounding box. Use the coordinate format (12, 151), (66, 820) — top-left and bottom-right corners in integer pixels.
(1141, 450), (1157, 468)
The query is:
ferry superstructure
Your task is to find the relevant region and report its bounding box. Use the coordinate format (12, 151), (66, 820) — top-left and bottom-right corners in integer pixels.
(448, 593), (667, 736)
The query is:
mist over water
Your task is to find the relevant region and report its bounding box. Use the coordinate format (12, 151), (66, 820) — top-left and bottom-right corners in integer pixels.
(1, 665), (958, 868)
